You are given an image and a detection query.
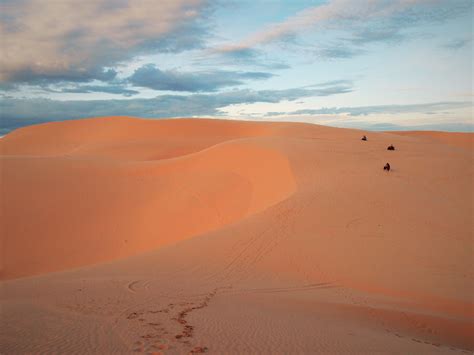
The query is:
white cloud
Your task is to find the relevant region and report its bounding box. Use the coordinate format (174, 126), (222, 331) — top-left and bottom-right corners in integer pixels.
(212, 0), (463, 54)
(0, 0), (209, 83)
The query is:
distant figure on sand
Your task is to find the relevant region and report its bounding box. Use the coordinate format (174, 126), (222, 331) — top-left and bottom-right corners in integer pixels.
(384, 163), (391, 171)
(361, 135), (367, 141)
(387, 145), (395, 150)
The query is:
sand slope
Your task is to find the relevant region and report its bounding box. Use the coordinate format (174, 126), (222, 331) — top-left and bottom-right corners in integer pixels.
(1, 117), (472, 354)
(1, 117), (296, 279)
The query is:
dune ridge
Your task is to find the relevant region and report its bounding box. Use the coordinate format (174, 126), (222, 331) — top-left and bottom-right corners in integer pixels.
(1, 117), (472, 354)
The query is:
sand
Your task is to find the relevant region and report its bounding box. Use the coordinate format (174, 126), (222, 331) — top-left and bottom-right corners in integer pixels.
(0, 117), (472, 354)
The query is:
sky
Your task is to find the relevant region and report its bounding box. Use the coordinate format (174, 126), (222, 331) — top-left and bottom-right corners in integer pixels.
(0, 0), (472, 135)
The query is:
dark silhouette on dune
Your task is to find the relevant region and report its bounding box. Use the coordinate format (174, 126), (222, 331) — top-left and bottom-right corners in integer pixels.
(361, 135), (367, 141)
(387, 145), (395, 150)
(384, 163), (391, 171)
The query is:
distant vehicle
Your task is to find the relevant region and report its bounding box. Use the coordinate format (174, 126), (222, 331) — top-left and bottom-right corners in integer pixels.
(387, 145), (395, 150)
(361, 135), (367, 141)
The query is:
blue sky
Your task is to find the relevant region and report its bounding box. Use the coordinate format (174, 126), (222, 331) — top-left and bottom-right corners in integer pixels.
(0, 0), (472, 134)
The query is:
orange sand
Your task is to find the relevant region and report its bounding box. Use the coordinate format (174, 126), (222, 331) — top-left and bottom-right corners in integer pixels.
(1, 117), (472, 354)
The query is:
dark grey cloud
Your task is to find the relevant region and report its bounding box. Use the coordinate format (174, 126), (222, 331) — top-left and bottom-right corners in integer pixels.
(5, 67), (118, 86)
(0, 80), (353, 134)
(128, 64), (275, 92)
(316, 46), (366, 59)
(1, 64), (278, 96)
(310, 80), (353, 87)
(0, 80), (139, 97)
(442, 38), (471, 50)
(57, 84), (139, 97)
(265, 101), (473, 117)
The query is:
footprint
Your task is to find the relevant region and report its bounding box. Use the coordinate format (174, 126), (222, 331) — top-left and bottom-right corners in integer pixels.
(190, 346), (208, 353)
(128, 280), (141, 293)
(127, 312), (141, 319)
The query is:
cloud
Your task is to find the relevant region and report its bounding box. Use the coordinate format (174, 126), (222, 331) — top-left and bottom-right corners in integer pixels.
(258, 114), (473, 132)
(3, 68), (118, 86)
(442, 38), (471, 50)
(56, 84), (139, 97)
(325, 121), (474, 132)
(316, 46), (366, 59)
(195, 46), (291, 71)
(212, 0), (472, 58)
(0, 0), (211, 84)
(348, 27), (406, 45)
(128, 64), (274, 92)
(0, 80), (353, 134)
(266, 101), (473, 117)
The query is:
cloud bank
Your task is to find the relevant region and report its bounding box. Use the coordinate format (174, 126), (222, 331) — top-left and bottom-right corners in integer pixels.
(0, 80), (353, 134)
(0, 0), (210, 84)
(128, 64), (274, 92)
(267, 101), (473, 117)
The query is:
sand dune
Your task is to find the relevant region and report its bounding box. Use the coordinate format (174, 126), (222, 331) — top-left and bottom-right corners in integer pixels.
(1, 117), (472, 354)
(1, 117), (296, 279)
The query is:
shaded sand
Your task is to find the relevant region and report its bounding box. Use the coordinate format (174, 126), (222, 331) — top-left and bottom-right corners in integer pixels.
(1, 117), (472, 354)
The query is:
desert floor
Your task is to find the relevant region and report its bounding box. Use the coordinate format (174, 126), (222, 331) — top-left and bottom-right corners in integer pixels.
(1, 117), (472, 354)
